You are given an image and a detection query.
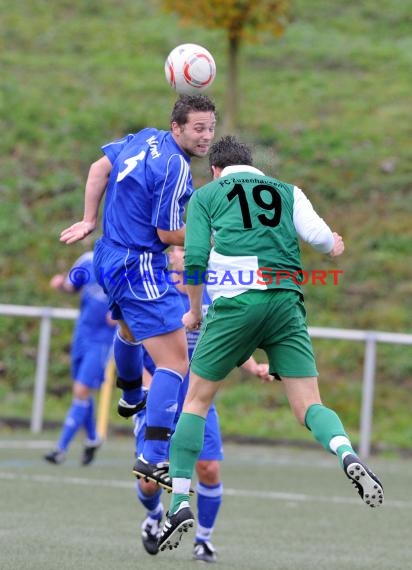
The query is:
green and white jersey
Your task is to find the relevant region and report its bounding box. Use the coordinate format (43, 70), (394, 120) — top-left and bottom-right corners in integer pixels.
(185, 165), (334, 301)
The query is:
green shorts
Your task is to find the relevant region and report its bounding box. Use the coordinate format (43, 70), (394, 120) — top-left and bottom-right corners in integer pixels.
(190, 289), (318, 381)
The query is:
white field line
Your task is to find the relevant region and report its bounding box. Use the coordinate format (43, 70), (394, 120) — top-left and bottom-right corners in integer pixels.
(0, 440), (56, 449)
(0, 470), (409, 509)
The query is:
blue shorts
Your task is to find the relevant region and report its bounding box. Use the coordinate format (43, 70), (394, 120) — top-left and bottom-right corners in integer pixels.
(134, 402), (223, 462)
(94, 238), (185, 341)
(71, 341), (112, 389)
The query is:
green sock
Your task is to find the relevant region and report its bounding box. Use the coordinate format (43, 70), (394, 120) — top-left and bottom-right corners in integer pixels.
(168, 412), (205, 514)
(304, 403), (353, 462)
(170, 412), (205, 478)
(169, 493), (189, 514)
(335, 444), (355, 466)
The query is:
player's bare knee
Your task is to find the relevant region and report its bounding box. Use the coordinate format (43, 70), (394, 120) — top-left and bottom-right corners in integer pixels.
(139, 478), (160, 496)
(196, 459), (220, 485)
(168, 354), (189, 378)
(73, 381), (90, 400)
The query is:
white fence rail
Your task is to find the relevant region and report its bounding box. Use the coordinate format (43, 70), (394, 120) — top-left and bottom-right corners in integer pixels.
(0, 304), (79, 434)
(1, 303), (412, 459)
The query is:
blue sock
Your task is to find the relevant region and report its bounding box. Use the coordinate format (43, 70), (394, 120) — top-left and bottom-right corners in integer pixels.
(137, 484), (163, 520)
(57, 398), (90, 451)
(114, 330), (144, 404)
(142, 368), (183, 463)
(83, 396), (97, 442)
(196, 482), (223, 541)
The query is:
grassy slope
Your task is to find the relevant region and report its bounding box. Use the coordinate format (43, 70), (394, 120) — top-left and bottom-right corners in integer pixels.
(0, 0), (411, 448)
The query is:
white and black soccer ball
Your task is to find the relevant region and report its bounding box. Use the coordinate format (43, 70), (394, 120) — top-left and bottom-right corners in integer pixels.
(164, 43), (216, 95)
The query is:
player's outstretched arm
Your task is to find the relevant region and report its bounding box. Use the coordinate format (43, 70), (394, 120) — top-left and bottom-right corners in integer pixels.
(60, 156), (112, 244)
(293, 187), (345, 255)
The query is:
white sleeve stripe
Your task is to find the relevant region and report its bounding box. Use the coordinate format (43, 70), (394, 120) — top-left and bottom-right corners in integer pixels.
(101, 135), (132, 150)
(292, 186), (334, 253)
(170, 156), (183, 229)
(170, 156), (189, 230)
(154, 154), (188, 229)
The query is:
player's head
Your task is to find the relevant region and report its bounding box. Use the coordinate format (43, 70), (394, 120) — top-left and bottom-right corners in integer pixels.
(170, 94), (217, 159)
(208, 136), (253, 179)
(170, 94), (216, 125)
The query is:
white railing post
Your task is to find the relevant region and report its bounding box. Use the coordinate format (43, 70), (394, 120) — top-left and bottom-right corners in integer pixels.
(358, 333), (377, 459)
(30, 312), (52, 433)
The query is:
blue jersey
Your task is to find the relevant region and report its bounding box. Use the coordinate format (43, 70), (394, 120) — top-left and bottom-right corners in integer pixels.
(67, 252), (115, 350)
(101, 128), (193, 252)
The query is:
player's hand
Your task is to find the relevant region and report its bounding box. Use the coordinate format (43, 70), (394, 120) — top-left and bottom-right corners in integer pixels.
(60, 221), (96, 244)
(49, 274), (66, 289)
(329, 232), (344, 258)
(182, 310), (203, 331)
(257, 363), (275, 383)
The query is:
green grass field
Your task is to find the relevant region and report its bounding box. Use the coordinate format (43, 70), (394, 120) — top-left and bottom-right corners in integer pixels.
(1, 0), (412, 449)
(1, 432), (411, 570)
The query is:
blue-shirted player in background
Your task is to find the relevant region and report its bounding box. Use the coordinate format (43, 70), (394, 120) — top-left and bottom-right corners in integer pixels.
(44, 251), (116, 465)
(60, 95), (217, 487)
(134, 246), (272, 563)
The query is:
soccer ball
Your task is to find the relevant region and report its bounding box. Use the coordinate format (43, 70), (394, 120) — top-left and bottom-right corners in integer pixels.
(165, 43), (216, 95)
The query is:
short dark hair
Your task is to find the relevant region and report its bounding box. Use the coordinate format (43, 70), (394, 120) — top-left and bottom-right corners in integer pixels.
(170, 94), (216, 125)
(208, 135), (253, 169)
